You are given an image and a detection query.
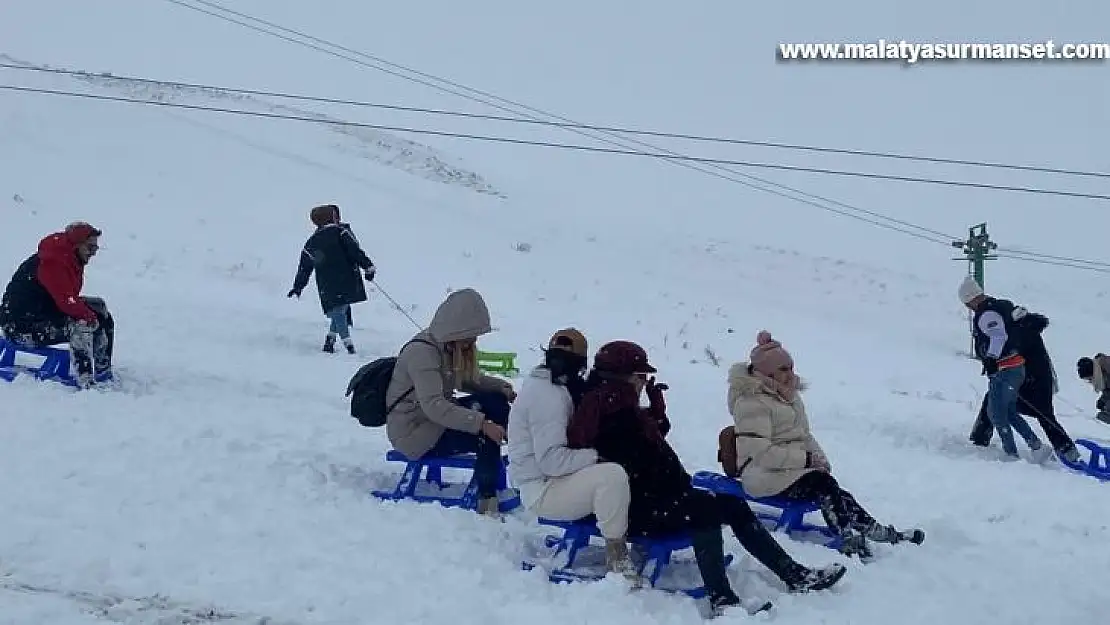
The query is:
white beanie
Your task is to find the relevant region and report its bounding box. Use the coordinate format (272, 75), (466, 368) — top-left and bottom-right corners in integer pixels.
(958, 274), (984, 304)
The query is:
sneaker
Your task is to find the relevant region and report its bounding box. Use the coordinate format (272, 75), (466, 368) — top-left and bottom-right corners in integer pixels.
(786, 563), (847, 593)
(867, 523), (925, 545)
(1029, 443), (1054, 465)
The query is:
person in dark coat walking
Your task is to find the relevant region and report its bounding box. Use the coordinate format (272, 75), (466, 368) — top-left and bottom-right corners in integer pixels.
(0, 222), (114, 388)
(969, 310), (1080, 461)
(287, 204), (376, 354)
(958, 276), (1053, 462)
(566, 340), (846, 614)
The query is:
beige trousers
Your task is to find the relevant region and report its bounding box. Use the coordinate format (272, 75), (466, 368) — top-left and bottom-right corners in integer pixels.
(531, 462), (630, 539)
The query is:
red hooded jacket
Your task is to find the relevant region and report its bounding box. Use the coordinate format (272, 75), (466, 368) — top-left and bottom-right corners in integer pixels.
(34, 227), (97, 323)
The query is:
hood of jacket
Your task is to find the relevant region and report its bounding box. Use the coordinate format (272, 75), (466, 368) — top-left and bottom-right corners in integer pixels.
(727, 361), (808, 402)
(427, 288), (492, 343)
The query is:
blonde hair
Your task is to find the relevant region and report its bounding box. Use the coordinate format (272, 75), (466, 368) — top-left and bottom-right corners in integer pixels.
(448, 339), (480, 390)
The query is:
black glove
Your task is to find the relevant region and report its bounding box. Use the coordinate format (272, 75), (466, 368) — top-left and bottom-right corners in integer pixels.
(982, 359), (999, 376)
(363, 266), (376, 282)
(1097, 396), (1106, 411)
(287, 288), (301, 298)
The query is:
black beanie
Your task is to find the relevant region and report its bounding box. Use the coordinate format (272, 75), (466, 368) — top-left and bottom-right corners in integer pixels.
(1077, 357), (1094, 380)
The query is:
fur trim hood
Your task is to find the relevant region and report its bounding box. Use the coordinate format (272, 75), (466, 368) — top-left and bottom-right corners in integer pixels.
(727, 362), (808, 398)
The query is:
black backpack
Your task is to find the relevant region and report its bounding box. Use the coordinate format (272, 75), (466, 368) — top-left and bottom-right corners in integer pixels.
(345, 338), (434, 427)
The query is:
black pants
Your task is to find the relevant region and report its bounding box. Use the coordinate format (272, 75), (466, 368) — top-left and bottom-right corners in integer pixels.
(638, 487), (803, 602)
(969, 382), (1075, 452)
(780, 471), (876, 534)
(2, 296), (114, 375)
(425, 391), (509, 497)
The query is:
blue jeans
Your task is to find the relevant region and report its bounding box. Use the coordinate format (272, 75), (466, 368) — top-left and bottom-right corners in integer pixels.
(986, 365), (1041, 456)
(425, 391), (510, 497)
(326, 305), (350, 339)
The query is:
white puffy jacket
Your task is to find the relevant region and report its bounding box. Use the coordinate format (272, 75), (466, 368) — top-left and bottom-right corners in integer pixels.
(506, 366), (598, 508)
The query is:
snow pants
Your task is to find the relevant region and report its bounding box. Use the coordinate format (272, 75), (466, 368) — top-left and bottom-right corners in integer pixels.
(1, 296), (114, 377)
(779, 470), (877, 534)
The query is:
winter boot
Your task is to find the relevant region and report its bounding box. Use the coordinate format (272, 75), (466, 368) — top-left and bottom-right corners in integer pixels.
(1059, 445), (1081, 464)
(865, 522), (925, 545)
(690, 528), (740, 608)
(322, 334), (336, 353)
(476, 496), (501, 519)
(342, 337), (356, 354)
(781, 562), (848, 593)
(604, 539), (643, 588)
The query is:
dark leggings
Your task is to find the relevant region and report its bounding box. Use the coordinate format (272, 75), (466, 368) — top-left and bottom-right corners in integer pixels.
(780, 471), (876, 534)
(424, 391), (509, 497)
(637, 488), (804, 602)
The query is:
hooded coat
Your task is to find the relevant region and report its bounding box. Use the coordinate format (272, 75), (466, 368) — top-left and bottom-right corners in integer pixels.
(1, 226), (99, 329)
(384, 288), (513, 459)
(727, 362), (826, 498)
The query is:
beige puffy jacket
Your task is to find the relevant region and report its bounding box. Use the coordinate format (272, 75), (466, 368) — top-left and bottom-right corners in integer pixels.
(726, 362), (826, 498)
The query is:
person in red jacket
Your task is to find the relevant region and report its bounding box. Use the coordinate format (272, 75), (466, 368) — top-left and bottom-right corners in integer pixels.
(0, 222), (114, 387)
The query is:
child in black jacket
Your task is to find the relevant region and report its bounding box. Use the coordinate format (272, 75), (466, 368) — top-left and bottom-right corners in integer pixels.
(287, 204), (376, 354)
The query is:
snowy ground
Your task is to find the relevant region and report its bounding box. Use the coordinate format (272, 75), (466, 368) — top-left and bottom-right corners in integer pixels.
(3, 1), (1110, 624)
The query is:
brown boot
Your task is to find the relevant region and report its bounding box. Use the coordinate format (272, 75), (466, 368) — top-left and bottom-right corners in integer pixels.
(476, 496), (501, 519)
(605, 539), (643, 588)
(717, 426), (740, 477)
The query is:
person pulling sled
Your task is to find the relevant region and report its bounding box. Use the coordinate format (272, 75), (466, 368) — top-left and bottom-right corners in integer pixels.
(287, 204), (376, 354)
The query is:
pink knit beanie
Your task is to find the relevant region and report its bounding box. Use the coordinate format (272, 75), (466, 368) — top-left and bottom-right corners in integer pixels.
(750, 330), (794, 375)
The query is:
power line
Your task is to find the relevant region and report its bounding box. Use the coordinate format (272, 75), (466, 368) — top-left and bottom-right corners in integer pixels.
(157, 0), (962, 245)
(5, 61), (1109, 182)
(995, 252), (1110, 274)
(8, 82), (1109, 204)
(995, 247), (1110, 269)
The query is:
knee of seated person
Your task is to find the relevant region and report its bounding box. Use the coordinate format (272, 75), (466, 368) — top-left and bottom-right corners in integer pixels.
(595, 462), (630, 492)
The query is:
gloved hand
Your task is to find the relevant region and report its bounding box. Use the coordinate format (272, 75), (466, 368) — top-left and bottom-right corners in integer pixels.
(287, 288), (301, 298)
(1097, 395), (1106, 411)
(363, 266), (376, 282)
(76, 317), (99, 331)
(809, 449), (831, 472)
(646, 376), (668, 413)
(982, 358), (999, 376)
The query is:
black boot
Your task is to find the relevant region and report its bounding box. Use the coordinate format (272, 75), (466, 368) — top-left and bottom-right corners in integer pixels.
(322, 334), (336, 353)
(689, 528), (739, 607)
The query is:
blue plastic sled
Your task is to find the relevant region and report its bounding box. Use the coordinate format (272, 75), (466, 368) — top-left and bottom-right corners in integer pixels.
(521, 515), (734, 598)
(1058, 439), (1110, 481)
(691, 471), (841, 549)
(0, 337), (112, 388)
(372, 449), (521, 513)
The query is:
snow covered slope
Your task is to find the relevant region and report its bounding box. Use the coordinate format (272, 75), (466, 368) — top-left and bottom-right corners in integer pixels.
(2, 1), (1109, 623)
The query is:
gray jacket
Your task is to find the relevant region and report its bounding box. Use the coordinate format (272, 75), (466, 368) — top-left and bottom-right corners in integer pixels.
(385, 288), (512, 459)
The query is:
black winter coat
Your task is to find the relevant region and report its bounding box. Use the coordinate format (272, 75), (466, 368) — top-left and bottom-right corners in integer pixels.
(588, 403), (705, 537)
(291, 223), (374, 313)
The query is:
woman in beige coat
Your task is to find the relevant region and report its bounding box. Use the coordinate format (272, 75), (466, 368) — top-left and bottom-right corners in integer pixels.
(384, 288), (516, 516)
(721, 331), (924, 559)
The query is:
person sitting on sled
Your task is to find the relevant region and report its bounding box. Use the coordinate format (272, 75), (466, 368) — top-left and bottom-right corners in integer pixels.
(287, 204), (376, 354)
(718, 331), (925, 561)
(0, 222), (114, 388)
(506, 328), (639, 584)
(1076, 355), (1110, 426)
(567, 340), (846, 616)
